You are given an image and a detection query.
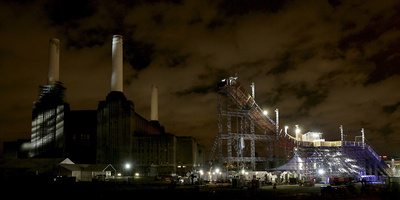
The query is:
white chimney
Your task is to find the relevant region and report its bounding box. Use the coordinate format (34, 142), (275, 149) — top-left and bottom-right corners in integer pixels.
(151, 85), (158, 121)
(48, 38), (60, 84)
(111, 35), (123, 92)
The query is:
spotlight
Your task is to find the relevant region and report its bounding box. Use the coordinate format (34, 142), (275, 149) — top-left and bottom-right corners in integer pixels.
(125, 163), (131, 169)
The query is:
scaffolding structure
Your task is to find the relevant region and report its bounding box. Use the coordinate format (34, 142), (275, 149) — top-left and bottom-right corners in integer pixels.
(278, 140), (393, 180)
(210, 77), (278, 170)
(210, 76), (392, 179)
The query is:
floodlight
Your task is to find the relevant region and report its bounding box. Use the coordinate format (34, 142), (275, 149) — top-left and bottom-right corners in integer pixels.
(125, 163), (131, 169)
(295, 125), (300, 134)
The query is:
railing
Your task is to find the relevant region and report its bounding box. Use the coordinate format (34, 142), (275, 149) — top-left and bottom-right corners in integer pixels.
(222, 80), (276, 133)
(343, 141), (381, 162)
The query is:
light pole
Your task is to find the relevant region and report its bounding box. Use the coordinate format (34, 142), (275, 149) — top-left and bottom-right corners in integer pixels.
(215, 168), (220, 182)
(318, 168), (325, 183)
(199, 170), (204, 185)
(295, 125), (300, 147)
(124, 163), (132, 183)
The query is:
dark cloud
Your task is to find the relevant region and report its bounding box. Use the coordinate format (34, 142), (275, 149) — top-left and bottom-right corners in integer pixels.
(156, 49), (189, 68)
(64, 27), (110, 48)
(124, 39), (155, 71)
(217, 0), (288, 16)
(44, 0), (98, 26)
(175, 84), (215, 96)
(267, 52), (296, 75)
(206, 18), (227, 30)
(175, 68), (229, 96)
(366, 40), (400, 84)
(294, 83), (328, 113)
(337, 2), (400, 85)
(382, 102), (400, 114)
(327, 0), (342, 7)
(377, 123), (394, 138)
(262, 81), (328, 118)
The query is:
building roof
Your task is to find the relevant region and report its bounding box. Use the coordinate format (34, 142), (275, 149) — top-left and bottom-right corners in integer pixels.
(59, 164), (89, 171)
(0, 158), (67, 169)
(83, 164), (116, 172)
(0, 158), (72, 174)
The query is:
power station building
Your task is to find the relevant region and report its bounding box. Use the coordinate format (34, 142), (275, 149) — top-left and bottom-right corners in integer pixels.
(27, 35), (204, 175)
(31, 39), (69, 158)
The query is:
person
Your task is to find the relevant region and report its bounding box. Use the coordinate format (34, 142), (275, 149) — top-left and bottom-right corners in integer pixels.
(361, 178), (367, 194)
(347, 183), (357, 195)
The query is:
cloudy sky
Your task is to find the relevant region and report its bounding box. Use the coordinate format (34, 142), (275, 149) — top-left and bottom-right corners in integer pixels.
(0, 0), (399, 156)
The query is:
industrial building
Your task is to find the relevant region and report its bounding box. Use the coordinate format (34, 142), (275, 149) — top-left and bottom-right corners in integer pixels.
(132, 135), (205, 176)
(30, 39), (69, 158)
(211, 76), (393, 182)
(1, 35), (205, 179)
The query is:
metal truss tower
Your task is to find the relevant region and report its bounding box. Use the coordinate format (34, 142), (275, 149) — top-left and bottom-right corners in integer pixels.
(211, 77), (277, 170)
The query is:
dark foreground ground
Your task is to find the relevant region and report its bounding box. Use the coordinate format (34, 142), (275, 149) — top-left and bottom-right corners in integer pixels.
(2, 180), (399, 200)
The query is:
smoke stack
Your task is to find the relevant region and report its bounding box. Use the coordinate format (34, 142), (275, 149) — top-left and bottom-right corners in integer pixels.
(48, 38), (60, 84)
(151, 85), (158, 121)
(111, 35), (123, 92)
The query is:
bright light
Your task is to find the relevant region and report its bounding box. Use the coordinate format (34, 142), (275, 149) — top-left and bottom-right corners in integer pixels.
(199, 170), (204, 175)
(263, 110), (268, 115)
(215, 168), (220, 173)
(117, 173), (122, 176)
(241, 169), (245, 174)
(295, 125), (300, 134)
(135, 173), (140, 177)
(125, 163), (131, 169)
(318, 169), (325, 175)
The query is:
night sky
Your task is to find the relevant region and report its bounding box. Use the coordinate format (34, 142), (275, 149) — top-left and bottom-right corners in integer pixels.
(0, 0), (399, 157)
